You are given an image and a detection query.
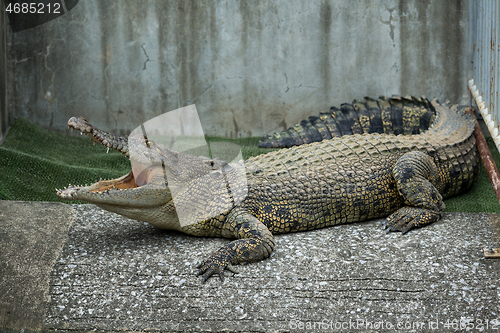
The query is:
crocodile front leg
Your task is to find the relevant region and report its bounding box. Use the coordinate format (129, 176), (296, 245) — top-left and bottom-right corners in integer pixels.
(384, 151), (445, 233)
(197, 207), (275, 282)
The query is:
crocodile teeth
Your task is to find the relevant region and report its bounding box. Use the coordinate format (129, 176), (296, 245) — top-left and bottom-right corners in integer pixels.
(106, 147), (110, 153)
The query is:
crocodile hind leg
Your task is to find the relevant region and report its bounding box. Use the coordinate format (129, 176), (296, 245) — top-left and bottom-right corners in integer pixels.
(384, 151), (445, 234)
(197, 207), (275, 282)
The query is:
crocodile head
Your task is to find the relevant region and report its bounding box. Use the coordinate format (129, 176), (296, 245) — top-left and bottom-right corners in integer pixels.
(56, 117), (238, 230)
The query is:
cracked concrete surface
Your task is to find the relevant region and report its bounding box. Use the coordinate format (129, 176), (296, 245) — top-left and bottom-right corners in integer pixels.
(140, 43), (150, 71)
(380, 6), (398, 46)
(6, 1), (469, 139)
(1, 201), (500, 332)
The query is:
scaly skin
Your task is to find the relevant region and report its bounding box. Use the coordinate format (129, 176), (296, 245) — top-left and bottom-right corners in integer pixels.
(258, 96), (436, 148)
(57, 97), (480, 282)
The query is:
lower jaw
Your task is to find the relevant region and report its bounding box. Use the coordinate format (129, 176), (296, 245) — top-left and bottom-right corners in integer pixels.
(57, 170), (137, 200)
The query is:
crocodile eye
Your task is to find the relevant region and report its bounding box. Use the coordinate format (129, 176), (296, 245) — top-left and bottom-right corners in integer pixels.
(252, 169), (263, 176)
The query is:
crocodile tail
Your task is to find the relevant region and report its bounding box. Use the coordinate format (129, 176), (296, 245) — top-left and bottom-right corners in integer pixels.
(258, 96), (436, 148)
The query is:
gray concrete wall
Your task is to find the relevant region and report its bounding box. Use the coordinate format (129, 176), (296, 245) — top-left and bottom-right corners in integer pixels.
(6, 0), (469, 138)
(0, 0), (6, 142)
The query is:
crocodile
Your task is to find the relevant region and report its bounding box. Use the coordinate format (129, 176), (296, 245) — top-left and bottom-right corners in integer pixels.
(56, 96), (480, 282)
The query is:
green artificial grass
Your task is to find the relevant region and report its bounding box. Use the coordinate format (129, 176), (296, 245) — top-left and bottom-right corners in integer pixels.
(0, 117), (499, 213)
(0, 118), (130, 203)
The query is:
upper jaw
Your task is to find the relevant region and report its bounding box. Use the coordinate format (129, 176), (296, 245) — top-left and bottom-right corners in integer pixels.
(67, 116), (130, 157)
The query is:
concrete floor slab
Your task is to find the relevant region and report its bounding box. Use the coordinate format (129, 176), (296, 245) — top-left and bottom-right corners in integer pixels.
(0, 200), (75, 332)
(1, 201), (500, 332)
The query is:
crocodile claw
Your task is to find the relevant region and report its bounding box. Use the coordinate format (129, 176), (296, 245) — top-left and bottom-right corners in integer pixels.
(196, 263), (238, 283)
(383, 206), (441, 234)
(196, 248), (238, 283)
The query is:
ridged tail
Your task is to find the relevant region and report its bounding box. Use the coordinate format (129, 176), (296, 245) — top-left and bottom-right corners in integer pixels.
(259, 96), (436, 148)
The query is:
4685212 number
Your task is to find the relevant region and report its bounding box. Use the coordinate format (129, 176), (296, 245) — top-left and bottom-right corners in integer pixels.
(6, 2), (61, 14)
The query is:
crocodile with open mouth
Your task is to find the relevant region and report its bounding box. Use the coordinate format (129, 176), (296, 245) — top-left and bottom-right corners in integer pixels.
(56, 96), (480, 282)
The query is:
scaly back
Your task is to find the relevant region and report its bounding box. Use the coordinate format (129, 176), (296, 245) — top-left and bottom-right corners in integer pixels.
(249, 98), (479, 200)
(259, 96), (436, 148)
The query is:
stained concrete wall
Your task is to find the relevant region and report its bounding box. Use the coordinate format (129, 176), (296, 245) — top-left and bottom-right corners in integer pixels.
(6, 0), (469, 138)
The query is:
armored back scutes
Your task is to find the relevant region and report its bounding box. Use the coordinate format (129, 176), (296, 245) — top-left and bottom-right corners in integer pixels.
(259, 96), (436, 148)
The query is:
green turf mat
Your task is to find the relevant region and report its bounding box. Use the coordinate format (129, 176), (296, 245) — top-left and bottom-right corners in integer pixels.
(0, 118), (130, 203)
(0, 117), (499, 213)
(444, 135), (500, 213)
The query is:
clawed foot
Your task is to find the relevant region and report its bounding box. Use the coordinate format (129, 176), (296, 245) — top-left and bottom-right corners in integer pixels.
(196, 248), (238, 283)
(383, 206), (441, 234)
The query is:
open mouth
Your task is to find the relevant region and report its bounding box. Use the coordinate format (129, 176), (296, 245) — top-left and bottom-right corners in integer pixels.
(55, 117), (170, 206)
